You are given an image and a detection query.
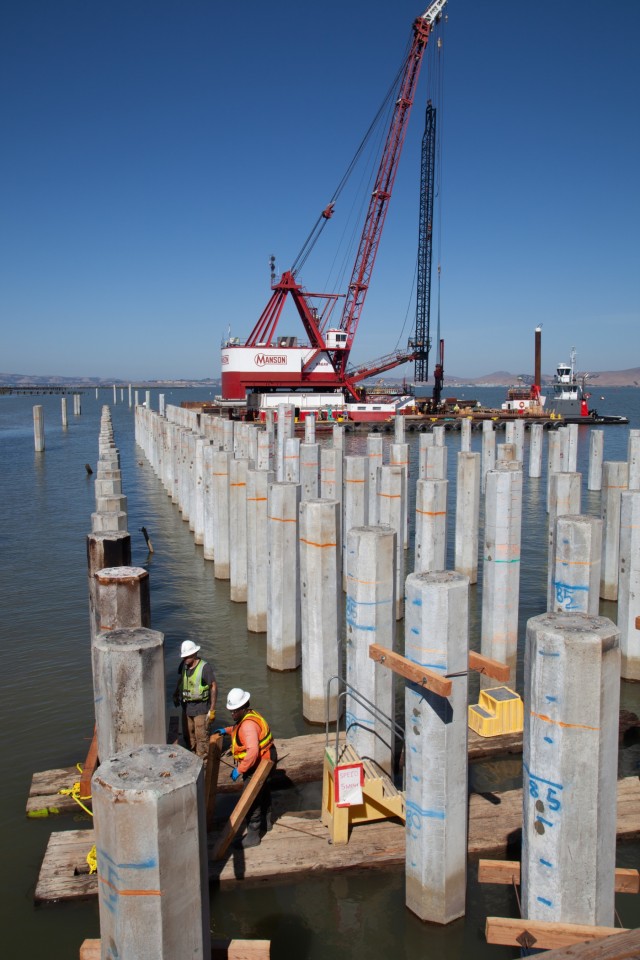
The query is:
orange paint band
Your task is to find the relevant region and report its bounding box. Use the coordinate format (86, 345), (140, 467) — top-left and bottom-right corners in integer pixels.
(247, 497), (268, 503)
(416, 509), (446, 517)
(530, 710), (599, 731)
(268, 516), (297, 523)
(299, 538), (337, 548)
(98, 876), (162, 897)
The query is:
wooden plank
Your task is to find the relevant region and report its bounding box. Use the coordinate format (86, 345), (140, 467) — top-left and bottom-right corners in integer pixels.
(478, 859), (640, 894)
(368, 643), (452, 697)
(205, 733), (223, 832)
(79, 941), (100, 960)
(635, 616), (640, 630)
(35, 777), (640, 900)
(536, 927), (640, 959)
(486, 917), (627, 950)
(212, 758), (275, 860)
(212, 940), (271, 959)
(469, 651), (510, 682)
(79, 727), (99, 801)
(81, 938), (270, 959)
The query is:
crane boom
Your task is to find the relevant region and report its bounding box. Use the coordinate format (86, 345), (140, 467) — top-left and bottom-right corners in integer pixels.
(220, 1), (446, 403)
(337, 0), (447, 378)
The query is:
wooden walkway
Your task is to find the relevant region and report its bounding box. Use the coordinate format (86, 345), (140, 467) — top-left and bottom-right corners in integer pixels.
(27, 728), (527, 818)
(34, 774), (640, 902)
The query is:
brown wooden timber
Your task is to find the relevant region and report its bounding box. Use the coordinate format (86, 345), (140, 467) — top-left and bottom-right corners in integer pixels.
(477, 859), (640, 894)
(78, 728), (99, 801)
(34, 775), (640, 900)
(212, 757), (274, 860)
(205, 733), (223, 832)
(534, 927), (640, 959)
(27, 731), (508, 816)
(80, 939), (270, 959)
(27, 711), (639, 818)
(368, 643), (452, 697)
(635, 615), (640, 630)
(486, 917), (627, 950)
(468, 651), (510, 682)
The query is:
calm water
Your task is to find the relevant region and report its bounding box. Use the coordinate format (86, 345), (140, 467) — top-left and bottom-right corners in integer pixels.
(1, 386), (639, 958)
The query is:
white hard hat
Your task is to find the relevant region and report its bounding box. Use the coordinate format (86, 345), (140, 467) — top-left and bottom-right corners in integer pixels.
(226, 687), (250, 710)
(180, 640), (201, 658)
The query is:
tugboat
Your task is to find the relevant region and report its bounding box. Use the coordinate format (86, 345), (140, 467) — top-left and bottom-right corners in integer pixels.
(546, 348), (590, 418)
(545, 348), (628, 424)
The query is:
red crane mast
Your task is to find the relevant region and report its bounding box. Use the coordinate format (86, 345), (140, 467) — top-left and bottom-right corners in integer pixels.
(221, 0), (447, 403)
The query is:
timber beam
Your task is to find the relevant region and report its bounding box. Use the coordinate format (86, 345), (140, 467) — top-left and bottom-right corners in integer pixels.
(80, 938), (271, 959)
(368, 643), (452, 697)
(478, 859), (640, 894)
(369, 645), (511, 697)
(486, 917), (628, 950)
(212, 757), (275, 860)
(79, 728), (99, 801)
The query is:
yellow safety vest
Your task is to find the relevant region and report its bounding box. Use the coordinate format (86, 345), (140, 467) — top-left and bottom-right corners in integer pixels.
(231, 709), (273, 760)
(181, 659), (210, 704)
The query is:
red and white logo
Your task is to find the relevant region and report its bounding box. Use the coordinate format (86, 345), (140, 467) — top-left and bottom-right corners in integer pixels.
(255, 353), (287, 366)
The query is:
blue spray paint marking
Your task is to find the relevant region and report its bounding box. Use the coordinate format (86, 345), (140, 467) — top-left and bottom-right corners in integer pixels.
(406, 655), (447, 672)
(405, 799), (445, 820)
(411, 775), (420, 782)
(543, 736), (553, 744)
(537, 897), (553, 907)
(346, 619), (377, 631)
(539, 859), (553, 868)
(97, 847), (157, 870)
(545, 695), (558, 703)
(539, 650), (560, 658)
(410, 627), (420, 635)
(412, 597), (422, 606)
(523, 763), (563, 791)
(553, 580), (589, 611)
(536, 816), (554, 828)
(345, 710), (374, 729)
(410, 745), (417, 753)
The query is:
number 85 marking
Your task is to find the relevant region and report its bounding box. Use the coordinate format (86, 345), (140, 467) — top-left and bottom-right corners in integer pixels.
(529, 780), (562, 811)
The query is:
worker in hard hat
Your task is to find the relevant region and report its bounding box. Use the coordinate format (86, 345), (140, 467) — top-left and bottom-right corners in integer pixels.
(173, 640), (218, 766)
(214, 688), (277, 848)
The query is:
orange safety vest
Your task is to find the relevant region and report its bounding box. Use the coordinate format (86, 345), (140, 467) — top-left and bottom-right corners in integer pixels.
(231, 709), (273, 761)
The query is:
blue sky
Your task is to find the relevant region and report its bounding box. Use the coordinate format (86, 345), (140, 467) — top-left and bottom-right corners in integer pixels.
(1, 0), (638, 381)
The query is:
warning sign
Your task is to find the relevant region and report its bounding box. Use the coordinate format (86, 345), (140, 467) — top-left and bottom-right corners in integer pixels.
(334, 762), (364, 807)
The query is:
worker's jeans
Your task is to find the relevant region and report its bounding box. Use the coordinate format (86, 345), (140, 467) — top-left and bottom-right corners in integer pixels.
(242, 744), (277, 834)
(184, 711), (210, 763)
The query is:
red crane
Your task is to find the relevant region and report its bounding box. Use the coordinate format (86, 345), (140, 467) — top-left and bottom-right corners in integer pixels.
(221, 0), (447, 403)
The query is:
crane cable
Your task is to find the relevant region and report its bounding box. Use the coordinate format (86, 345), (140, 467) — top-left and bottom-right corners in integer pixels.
(290, 46), (410, 277)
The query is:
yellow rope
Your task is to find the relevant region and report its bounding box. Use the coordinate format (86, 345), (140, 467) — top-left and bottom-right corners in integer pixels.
(86, 845), (97, 875)
(58, 763), (93, 817)
(55, 762), (97, 872)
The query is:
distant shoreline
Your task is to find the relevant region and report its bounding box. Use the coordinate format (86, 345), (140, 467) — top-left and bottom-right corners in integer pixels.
(2, 372), (640, 389)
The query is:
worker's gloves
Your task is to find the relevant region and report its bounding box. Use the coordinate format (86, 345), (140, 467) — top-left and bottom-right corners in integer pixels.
(208, 709), (216, 722)
(230, 768), (241, 782)
(172, 694), (180, 708)
(213, 727), (226, 736)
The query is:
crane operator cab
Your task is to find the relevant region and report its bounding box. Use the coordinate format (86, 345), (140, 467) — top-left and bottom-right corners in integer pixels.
(325, 330), (348, 350)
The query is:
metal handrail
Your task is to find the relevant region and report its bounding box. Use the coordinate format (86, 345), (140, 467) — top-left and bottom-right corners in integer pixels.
(324, 673), (405, 781)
